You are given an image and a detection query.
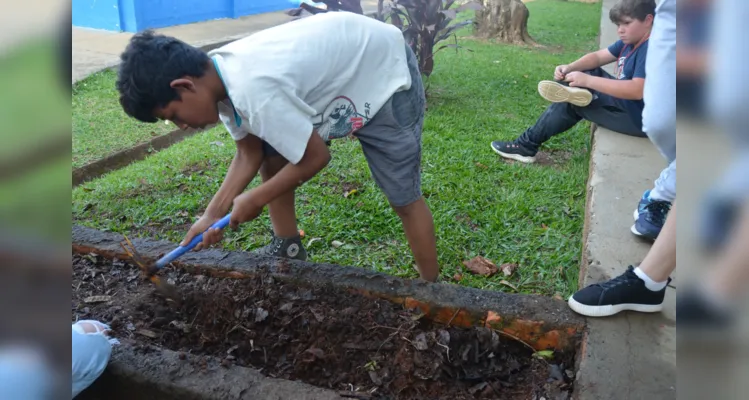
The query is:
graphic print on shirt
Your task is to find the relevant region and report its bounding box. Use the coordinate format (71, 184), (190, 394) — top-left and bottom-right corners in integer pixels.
(314, 96), (370, 141)
(616, 56), (627, 79)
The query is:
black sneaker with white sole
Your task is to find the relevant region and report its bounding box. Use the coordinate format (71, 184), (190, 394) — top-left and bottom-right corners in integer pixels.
(490, 140), (538, 163)
(568, 266), (670, 317)
(253, 235), (307, 261)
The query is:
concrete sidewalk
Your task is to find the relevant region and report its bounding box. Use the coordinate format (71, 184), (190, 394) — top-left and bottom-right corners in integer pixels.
(573, 0), (676, 398)
(72, 0), (379, 83)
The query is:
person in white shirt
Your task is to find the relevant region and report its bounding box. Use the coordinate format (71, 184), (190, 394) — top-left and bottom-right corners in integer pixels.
(116, 11), (439, 282)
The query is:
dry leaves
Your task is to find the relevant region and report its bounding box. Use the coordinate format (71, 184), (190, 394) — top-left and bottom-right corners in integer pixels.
(453, 273), (463, 282)
(136, 329), (158, 338)
(500, 263), (518, 277)
(84, 295), (111, 304)
(463, 256), (498, 277)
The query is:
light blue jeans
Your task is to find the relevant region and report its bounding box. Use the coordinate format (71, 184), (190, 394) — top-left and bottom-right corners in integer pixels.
(72, 321), (118, 398)
(642, 0), (676, 202)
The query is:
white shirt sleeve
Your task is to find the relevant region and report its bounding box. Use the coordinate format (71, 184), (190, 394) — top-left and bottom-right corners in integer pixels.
(247, 87), (316, 164)
(217, 100), (249, 141)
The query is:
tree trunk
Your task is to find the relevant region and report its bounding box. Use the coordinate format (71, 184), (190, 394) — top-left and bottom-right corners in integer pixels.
(474, 0), (536, 45)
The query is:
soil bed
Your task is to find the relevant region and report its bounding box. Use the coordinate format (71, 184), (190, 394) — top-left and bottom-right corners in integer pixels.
(72, 254), (574, 399)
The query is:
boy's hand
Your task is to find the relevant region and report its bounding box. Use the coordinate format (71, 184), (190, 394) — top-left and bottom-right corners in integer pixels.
(554, 64), (570, 81)
(564, 71), (590, 88)
(181, 213), (224, 251)
(229, 191), (264, 230)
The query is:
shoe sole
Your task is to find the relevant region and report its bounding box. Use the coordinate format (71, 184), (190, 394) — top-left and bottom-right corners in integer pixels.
(630, 224), (657, 240)
(490, 143), (536, 163)
(568, 296), (663, 317)
(538, 80), (592, 107)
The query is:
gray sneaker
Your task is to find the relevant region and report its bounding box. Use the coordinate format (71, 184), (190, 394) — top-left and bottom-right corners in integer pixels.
(254, 235), (307, 261)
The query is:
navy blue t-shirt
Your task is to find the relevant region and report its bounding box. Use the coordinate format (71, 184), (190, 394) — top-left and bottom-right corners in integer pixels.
(607, 39), (648, 128)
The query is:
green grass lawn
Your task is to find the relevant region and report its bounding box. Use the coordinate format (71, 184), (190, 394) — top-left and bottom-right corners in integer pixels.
(73, 68), (177, 168)
(72, 0), (600, 296)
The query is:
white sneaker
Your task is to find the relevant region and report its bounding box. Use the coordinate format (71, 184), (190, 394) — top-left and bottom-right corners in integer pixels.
(538, 80), (592, 107)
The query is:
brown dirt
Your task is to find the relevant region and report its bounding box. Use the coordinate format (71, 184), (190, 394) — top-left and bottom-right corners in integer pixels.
(72, 254), (574, 399)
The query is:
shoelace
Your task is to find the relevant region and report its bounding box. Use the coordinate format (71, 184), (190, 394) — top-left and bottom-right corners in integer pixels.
(596, 269), (638, 290)
(259, 237), (284, 255)
(644, 201), (671, 225)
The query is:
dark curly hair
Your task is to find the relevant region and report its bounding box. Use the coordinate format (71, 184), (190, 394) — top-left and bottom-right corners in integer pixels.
(116, 30), (210, 123)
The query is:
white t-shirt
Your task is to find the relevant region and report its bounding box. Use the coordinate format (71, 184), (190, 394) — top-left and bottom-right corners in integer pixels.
(208, 11), (412, 164)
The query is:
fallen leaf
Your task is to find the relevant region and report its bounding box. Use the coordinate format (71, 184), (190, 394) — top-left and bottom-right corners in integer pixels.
(411, 312), (425, 321)
(331, 240), (344, 248)
(136, 329), (158, 338)
(255, 307), (269, 322)
(523, 74), (529, 78)
(84, 295), (111, 304)
(469, 382), (488, 395)
(304, 347), (325, 359)
(368, 370), (383, 386)
(475, 162), (488, 169)
(534, 350), (554, 359)
(553, 293), (564, 301)
(126, 323), (135, 331)
(462, 256), (498, 277)
(298, 229), (305, 237)
(500, 263), (518, 277)
(82, 187), (95, 192)
(542, 223), (549, 230)
(279, 302), (294, 312)
(413, 333), (429, 351)
(453, 273), (463, 281)
(499, 280), (518, 291)
(307, 237), (322, 247)
(139, 178), (147, 185)
(309, 307), (325, 322)
(437, 329), (450, 346)
(344, 189), (358, 198)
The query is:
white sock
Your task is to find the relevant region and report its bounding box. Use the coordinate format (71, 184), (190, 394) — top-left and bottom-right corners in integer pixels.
(634, 267), (668, 291)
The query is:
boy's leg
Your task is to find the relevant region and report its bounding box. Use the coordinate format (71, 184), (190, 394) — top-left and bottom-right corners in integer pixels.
(254, 144), (307, 260)
(632, 0), (677, 240)
(491, 70), (644, 163)
(355, 46), (439, 282)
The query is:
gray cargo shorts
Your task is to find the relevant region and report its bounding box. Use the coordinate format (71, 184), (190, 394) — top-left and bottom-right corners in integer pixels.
(262, 45), (425, 207)
(354, 45), (426, 207)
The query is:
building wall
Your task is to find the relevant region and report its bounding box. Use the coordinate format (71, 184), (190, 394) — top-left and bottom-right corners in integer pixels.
(72, 0), (294, 32)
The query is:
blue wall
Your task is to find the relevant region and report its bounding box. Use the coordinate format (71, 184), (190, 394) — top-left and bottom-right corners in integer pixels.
(73, 0), (292, 32)
(73, 0), (122, 31)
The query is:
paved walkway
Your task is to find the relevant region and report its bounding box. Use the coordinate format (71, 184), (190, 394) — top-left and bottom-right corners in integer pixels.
(71, 0), (379, 83)
(574, 0), (676, 398)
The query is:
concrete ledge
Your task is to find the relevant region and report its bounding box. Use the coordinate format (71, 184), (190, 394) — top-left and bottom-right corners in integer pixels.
(572, 0), (676, 398)
(78, 342), (344, 400)
(72, 225), (585, 353)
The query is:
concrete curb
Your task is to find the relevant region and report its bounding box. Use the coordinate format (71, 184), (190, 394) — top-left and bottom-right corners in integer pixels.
(72, 225), (585, 353)
(78, 342), (344, 400)
(73, 125), (215, 187)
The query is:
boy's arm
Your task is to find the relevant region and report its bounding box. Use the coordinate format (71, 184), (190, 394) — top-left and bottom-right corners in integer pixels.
(573, 75), (645, 100)
(180, 133), (264, 247)
(566, 49), (618, 73)
(230, 130), (331, 228)
(204, 134), (265, 217)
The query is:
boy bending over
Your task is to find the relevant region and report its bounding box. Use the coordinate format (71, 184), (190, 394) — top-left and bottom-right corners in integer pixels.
(116, 12), (439, 281)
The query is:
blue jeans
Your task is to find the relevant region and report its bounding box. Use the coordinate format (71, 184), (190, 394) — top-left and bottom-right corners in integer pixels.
(516, 68), (646, 152)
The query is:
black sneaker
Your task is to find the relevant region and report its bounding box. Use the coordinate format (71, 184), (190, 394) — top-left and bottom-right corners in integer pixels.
(568, 266), (670, 317)
(677, 289), (733, 329)
(254, 235), (307, 261)
(490, 140), (537, 163)
(631, 199), (671, 240)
